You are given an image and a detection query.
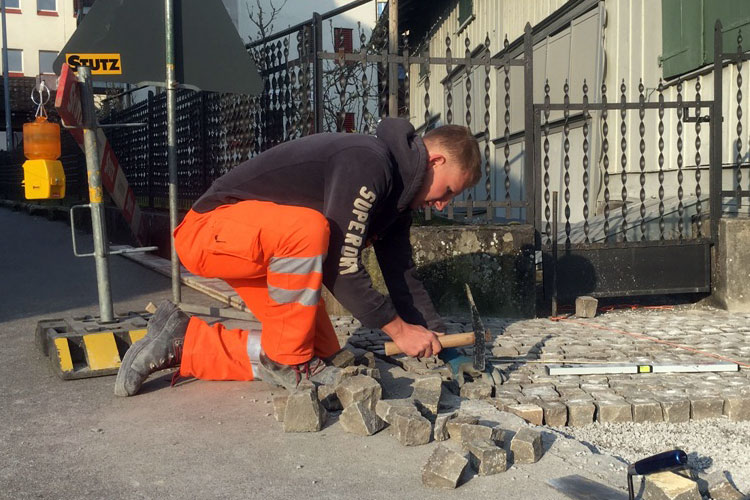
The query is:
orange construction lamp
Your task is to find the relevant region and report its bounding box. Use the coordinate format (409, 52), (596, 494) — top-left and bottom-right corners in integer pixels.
(22, 80), (65, 199)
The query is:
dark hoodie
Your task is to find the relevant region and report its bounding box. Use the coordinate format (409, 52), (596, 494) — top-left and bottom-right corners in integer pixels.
(192, 118), (443, 330)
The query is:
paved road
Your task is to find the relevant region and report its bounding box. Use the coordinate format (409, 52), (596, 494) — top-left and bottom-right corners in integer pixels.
(1, 207), (629, 500)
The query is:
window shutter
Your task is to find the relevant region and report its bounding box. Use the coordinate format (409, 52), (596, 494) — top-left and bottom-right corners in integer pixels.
(458, 0), (473, 26)
(661, 0), (703, 79)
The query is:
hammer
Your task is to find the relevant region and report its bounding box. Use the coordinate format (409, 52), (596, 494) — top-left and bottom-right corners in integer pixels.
(383, 284), (488, 372)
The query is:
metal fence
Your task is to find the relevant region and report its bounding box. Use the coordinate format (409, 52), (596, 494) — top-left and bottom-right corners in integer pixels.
(2, 3), (749, 300)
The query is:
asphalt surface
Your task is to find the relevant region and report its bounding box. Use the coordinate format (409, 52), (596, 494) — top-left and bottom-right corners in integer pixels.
(1, 207), (629, 500)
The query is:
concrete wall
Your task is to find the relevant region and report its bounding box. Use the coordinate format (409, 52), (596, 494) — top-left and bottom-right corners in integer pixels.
(324, 223), (536, 319)
(712, 218), (750, 312)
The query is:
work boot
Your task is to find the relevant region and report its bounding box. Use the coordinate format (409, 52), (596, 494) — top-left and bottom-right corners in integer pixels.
(114, 301), (190, 397)
(257, 350), (342, 392)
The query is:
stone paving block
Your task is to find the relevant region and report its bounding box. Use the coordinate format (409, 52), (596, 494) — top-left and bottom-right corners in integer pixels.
(521, 384), (560, 398)
(723, 396), (750, 421)
(375, 399), (420, 424)
(421, 445), (468, 489)
(540, 400), (568, 426)
(272, 394), (288, 422)
(357, 351), (377, 368)
(445, 415), (480, 442)
(336, 375), (382, 411)
(457, 424), (494, 448)
(491, 426), (511, 446)
(658, 398), (691, 423)
(510, 427), (543, 464)
(317, 384), (342, 412)
(704, 471), (746, 500)
(327, 348), (356, 368)
(566, 400), (596, 427)
(460, 381), (493, 399)
(339, 401), (385, 436)
(507, 403), (544, 426)
(412, 375), (443, 417)
(630, 399), (664, 423)
(491, 346), (519, 357)
(690, 396), (725, 420)
(642, 471), (701, 500)
(557, 388), (591, 400)
(466, 439), (508, 475)
(391, 411), (432, 446)
(283, 383), (327, 433)
(575, 296), (598, 318)
(588, 390), (621, 401)
(595, 400), (633, 423)
(433, 411), (458, 441)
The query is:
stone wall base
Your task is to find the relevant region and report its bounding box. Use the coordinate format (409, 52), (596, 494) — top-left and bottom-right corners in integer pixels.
(324, 224), (536, 319)
(713, 218), (750, 312)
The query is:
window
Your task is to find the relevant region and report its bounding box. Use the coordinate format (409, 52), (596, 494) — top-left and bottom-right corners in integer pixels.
(334, 27), (353, 66)
(5, 0), (20, 9)
(376, 1), (386, 18)
(458, 0), (473, 27)
(73, 0), (94, 16)
(343, 112), (355, 133)
(7, 49), (23, 74)
(37, 0), (56, 11)
(333, 28), (353, 53)
(39, 50), (57, 74)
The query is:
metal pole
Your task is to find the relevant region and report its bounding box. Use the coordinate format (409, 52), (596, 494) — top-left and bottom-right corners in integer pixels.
(388, 0), (398, 117)
(523, 23), (535, 229)
(78, 66), (114, 323)
(165, 0), (180, 303)
(711, 20), (723, 244)
(1, 0), (12, 151)
(312, 12), (323, 133)
(551, 191), (558, 317)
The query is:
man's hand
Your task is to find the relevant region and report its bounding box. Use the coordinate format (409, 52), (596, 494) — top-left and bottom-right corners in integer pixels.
(381, 315), (443, 358)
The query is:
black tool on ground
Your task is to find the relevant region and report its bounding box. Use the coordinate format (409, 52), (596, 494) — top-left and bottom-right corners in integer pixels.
(627, 449), (688, 500)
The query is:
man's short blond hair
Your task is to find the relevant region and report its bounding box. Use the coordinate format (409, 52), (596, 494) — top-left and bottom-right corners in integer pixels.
(424, 125), (482, 185)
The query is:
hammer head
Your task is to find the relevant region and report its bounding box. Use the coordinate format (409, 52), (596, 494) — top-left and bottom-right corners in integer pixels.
(465, 284), (487, 372)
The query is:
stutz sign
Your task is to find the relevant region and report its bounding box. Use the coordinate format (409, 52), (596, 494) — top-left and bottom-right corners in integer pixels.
(65, 53), (122, 75)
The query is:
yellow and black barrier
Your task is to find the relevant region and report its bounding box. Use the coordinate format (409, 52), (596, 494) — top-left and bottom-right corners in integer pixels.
(36, 313), (151, 380)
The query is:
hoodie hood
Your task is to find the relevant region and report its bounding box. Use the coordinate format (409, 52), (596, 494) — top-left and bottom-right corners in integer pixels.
(376, 118), (428, 211)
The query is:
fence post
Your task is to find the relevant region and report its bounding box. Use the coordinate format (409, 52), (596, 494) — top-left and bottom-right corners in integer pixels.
(200, 91), (209, 193)
(711, 20), (723, 243)
(388, 0), (399, 117)
(147, 90), (154, 209)
(312, 12), (324, 133)
(523, 23), (537, 236)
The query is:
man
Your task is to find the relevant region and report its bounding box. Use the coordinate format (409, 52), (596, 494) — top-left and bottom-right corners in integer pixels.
(115, 118), (481, 396)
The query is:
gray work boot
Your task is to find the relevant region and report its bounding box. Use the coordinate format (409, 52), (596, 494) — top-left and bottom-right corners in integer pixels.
(114, 301), (190, 397)
(257, 350), (342, 392)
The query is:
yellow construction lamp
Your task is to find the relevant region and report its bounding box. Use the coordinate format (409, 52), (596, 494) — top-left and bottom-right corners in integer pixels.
(22, 81), (65, 199)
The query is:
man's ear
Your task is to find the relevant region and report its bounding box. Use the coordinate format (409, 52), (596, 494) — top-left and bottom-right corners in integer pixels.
(428, 152), (446, 168)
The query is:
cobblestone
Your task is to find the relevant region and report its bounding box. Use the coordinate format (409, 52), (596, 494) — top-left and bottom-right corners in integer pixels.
(337, 307), (750, 427)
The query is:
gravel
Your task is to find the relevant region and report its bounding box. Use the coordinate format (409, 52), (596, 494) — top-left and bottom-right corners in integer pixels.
(554, 417), (750, 494)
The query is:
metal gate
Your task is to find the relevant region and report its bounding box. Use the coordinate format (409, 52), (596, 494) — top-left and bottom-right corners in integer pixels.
(534, 82), (716, 300)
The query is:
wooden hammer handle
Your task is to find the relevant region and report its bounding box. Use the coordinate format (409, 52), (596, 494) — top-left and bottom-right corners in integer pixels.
(383, 332), (475, 356)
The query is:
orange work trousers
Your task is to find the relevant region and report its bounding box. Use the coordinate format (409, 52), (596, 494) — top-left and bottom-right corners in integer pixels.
(173, 200), (341, 381)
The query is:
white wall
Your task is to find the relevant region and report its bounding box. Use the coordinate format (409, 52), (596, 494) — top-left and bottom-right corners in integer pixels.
(0, 0), (78, 78)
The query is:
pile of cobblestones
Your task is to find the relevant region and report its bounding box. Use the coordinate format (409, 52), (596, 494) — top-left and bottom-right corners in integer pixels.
(267, 346), (547, 489)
